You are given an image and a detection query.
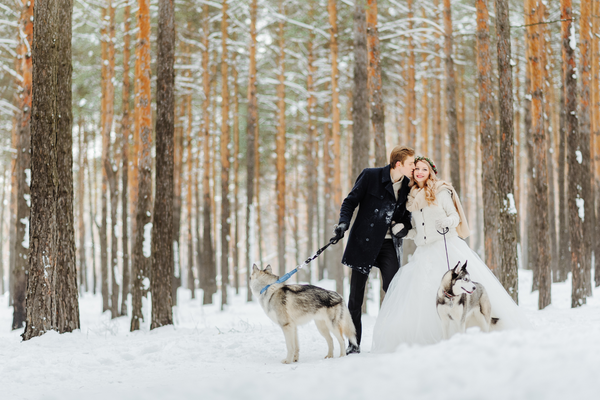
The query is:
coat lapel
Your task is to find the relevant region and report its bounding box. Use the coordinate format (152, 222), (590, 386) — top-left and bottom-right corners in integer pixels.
(382, 165), (394, 197)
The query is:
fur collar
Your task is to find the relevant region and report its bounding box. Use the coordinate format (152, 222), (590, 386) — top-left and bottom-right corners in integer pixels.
(406, 180), (470, 239)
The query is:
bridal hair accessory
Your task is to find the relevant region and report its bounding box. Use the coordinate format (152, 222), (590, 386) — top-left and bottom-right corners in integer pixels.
(415, 156), (438, 175)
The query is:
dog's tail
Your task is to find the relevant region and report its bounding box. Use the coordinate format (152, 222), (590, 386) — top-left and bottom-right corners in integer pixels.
(341, 306), (358, 347)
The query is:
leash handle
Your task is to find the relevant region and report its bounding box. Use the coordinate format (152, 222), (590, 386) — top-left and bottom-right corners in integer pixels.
(436, 227), (450, 270)
(260, 238), (338, 295)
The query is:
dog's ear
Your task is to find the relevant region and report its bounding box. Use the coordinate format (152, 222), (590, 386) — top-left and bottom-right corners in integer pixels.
(461, 260), (468, 272)
(264, 264), (273, 274)
(252, 264), (259, 273)
(452, 261), (462, 274)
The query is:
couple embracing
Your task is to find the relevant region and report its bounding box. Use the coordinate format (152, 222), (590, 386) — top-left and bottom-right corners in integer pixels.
(333, 146), (530, 354)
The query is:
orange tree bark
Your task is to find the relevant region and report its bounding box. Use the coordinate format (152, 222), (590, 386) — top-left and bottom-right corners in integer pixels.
(12, 0), (33, 330)
(220, 0), (231, 309)
(77, 118), (86, 294)
(120, 1), (132, 316)
(475, 0), (499, 275)
(419, 7), (429, 154)
(526, 0), (551, 309)
(232, 56), (240, 293)
(406, 0), (416, 144)
(495, 0), (519, 301)
(131, 0), (153, 331)
(443, 0), (461, 196)
(23, 0), (79, 340)
(150, 0), (175, 329)
(578, 0), (594, 296)
(275, 0), (286, 276)
(433, 0), (442, 167)
(186, 90), (195, 298)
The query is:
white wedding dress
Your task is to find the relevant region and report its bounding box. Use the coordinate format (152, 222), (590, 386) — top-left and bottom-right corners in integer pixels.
(371, 186), (531, 352)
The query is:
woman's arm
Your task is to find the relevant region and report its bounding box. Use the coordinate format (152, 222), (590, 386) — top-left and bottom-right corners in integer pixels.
(436, 189), (460, 229)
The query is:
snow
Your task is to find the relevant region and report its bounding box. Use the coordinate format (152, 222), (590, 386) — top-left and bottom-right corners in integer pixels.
(19, 217), (29, 249)
(569, 23), (577, 50)
(142, 223), (152, 258)
(1, 271), (598, 400)
(505, 193), (517, 215)
(576, 198), (585, 221)
(576, 150), (582, 164)
(24, 168), (31, 187)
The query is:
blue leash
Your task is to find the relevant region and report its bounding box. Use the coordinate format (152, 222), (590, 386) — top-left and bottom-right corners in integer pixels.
(260, 238), (338, 295)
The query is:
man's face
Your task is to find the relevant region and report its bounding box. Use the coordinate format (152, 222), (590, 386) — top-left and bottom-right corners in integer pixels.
(396, 156), (415, 178)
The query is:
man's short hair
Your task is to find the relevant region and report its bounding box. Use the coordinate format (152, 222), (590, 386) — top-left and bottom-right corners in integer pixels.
(389, 145), (415, 167)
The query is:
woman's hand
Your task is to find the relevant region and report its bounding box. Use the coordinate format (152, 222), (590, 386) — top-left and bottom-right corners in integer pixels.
(435, 217), (454, 231)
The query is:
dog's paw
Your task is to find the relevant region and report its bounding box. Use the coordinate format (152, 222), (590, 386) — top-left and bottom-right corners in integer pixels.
(293, 354), (299, 362)
(281, 358), (293, 364)
(324, 353), (333, 359)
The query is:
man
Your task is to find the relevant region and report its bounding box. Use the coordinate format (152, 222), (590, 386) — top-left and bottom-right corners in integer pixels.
(331, 146), (415, 354)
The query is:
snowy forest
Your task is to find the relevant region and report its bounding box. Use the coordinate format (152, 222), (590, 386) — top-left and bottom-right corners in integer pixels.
(0, 0), (599, 398)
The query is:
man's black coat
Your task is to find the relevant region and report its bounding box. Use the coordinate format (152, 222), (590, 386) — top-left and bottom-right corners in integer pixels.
(337, 165), (412, 275)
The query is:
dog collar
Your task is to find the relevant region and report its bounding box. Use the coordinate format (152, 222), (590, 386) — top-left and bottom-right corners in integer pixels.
(443, 290), (456, 299)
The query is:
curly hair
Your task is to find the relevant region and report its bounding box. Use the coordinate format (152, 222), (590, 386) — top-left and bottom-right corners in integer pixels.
(412, 158), (439, 205)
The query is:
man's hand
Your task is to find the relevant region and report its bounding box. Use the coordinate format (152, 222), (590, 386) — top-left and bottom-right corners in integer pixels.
(391, 223), (404, 237)
(331, 223), (348, 243)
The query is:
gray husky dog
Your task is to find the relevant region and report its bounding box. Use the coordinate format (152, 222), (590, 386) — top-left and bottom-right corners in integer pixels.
(250, 264), (358, 364)
(436, 261), (499, 339)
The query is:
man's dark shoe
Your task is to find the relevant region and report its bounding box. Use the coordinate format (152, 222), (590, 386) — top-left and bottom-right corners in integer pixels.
(346, 343), (360, 355)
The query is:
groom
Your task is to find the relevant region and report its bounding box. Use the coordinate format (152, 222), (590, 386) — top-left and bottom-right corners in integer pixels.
(331, 146), (415, 354)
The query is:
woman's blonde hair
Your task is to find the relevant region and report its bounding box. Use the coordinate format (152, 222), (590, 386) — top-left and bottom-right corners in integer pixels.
(413, 158), (438, 204)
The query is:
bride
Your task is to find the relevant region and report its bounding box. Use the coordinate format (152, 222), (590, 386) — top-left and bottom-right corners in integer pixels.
(371, 156), (530, 352)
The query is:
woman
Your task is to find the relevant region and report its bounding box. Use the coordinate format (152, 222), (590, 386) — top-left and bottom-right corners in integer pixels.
(371, 156), (530, 352)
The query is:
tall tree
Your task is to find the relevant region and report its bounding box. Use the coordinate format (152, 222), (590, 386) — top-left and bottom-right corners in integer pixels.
(366, 0), (386, 166)
(275, 0), (286, 276)
(23, 0), (79, 340)
(495, 0), (519, 302)
(475, 0), (499, 275)
(131, 0), (153, 331)
(406, 0), (416, 145)
(578, 0), (594, 296)
(443, 0), (461, 195)
(329, 0), (344, 294)
(352, 0), (369, 181)
(13, 0), (34, 330)
(593, 0), (600, 288)
(232, 55), (241, 294)
(150, 0), (175, 329)
(245, 0), (258, 301)
(77, 118), (87, 294)
(201, 2), (217, 305)
(120, 1), (132, 316)
(526, 0), (551, 309)
(433, 0), (443, 167)
(220, 0), (231, 308)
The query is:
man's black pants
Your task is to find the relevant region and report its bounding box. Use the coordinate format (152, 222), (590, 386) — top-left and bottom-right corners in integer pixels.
(347, 239), (400, 345)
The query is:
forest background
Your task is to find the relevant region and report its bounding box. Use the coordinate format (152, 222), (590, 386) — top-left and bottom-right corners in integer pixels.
(0, 0), (598, 336)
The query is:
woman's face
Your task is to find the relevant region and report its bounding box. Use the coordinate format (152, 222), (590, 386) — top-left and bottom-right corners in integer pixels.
(413, 160), (431, 186)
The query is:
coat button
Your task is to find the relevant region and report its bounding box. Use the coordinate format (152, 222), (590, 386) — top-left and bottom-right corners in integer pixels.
(374, 209), (379, 213)
(420, 209), (423, 212)
(422, 223), (424, 226)
(380, 195), (384, 199)
(370, 223), (374, 227)
(366, 238), (370, 242)
(424, 236), (426, 240)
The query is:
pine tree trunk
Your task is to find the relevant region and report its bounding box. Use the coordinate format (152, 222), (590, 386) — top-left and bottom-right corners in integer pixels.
(172, 98), (185, 306)
(419, 7), (429, 154)
(24, 0), (79, 340)
(201, 3), (216, 305)
(578, 0), (594, 296)
(150, 0), (175, 329)
(13, 0), (34, 330)
(557, 85), (570, 282)
(77, 118), (87, 294)
(526, 0), (551, 309)
(0, 170), (6, 295)
(433, 0), (442, 167)
(245, 0), (258, 301)
(275, 0), (286, 276)
(120, 2), (132, 315)
(352, 0), (370, 180)
(562, 0), (586, 306)
(232, 57), (240, 294)
(495, 0), (519, 302)
(476, 0), (499, 275)
(186, 89), (195, 299)
(443, 0), (461, 196)
(593, 0), (600, 288)
(366, 0), (386, 166)
(104, 156), (119, 319)
(87, 129), (98, 295)
(131, 0), (153, 331)
(220, 0), (231, 309)
(329, 0), (344, 294)
(407, 0), (416, 145)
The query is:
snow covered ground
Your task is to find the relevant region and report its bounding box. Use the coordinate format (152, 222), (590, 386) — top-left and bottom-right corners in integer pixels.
(1, 270), (598, 400)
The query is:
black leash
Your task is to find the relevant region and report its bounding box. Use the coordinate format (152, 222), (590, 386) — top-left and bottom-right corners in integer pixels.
(436, 227), (451, 270)
(260, 238), (338, 294)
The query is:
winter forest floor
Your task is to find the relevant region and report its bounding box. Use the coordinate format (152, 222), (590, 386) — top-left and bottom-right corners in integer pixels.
(1, 270), (599, 400)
